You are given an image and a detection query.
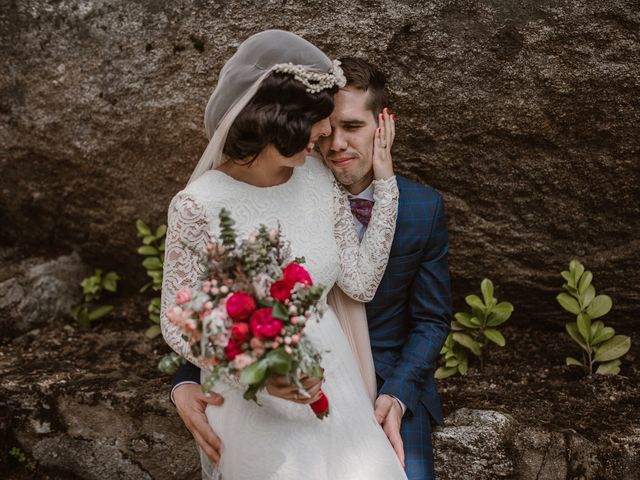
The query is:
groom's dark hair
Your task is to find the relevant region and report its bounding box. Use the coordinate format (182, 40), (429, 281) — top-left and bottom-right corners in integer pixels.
(338, 57), (389, 117)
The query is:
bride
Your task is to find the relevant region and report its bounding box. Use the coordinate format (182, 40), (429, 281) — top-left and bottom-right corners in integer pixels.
(161, 30), (406, 480)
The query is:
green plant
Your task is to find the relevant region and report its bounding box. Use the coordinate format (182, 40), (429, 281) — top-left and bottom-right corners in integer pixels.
(136, 219), (166, 338)
(435, 278), (514, 379)
(70, 268), (120, 328)
(9, 446), (35, 471)
(557, 260), (631, 375)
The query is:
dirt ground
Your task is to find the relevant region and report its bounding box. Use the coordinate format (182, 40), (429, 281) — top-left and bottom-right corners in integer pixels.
(439, 324), (640, 441)
(2, 297), (638, 477)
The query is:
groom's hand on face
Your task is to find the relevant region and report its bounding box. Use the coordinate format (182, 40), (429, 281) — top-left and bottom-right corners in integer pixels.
(174, 383), (224, 465)
(374, 394), (405, 468)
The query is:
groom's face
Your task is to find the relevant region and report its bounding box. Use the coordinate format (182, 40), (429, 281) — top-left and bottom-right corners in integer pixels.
(318, 87), (377, 195)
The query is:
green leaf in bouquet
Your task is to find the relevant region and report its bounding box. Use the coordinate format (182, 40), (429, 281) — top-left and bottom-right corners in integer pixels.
(586, 295), (612, 319)
(594, 335), (631, 363)
(565, 357), (582, 367)
(596, 359), (622, 375)
(272, 302), (290, 321)
(265, 348), (293, 376)
(243, 383), (262, 403)
(483, 329), (506, 347)
(145, 324), (161, 338)
(88, 305), (113, 321)
(240, 359), (268, 385)
(557, 293), (581, 315)
(480, 278), (494, 305)
(157, 352), (185, 375)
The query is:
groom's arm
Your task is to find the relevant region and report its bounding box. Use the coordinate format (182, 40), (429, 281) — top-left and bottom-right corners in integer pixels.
(378, 193), (452, 416)
(170, 360), (201, 403)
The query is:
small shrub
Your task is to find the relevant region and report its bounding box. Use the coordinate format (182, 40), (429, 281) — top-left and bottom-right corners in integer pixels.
(70, 268), (120, 328)
(9, 446), (35, 471)
(557, 259), (631, 375)
(136, 219), (166, 338)
(436, 278), (514, 379)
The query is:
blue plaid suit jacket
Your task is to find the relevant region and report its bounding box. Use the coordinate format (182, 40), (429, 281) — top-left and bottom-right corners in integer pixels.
(371, 175), (452, 426)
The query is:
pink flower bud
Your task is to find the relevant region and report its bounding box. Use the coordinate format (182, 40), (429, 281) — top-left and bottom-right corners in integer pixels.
(284, 336), (292, 345)
(284, 346), (293, 354)
(291, 334), (300, 344)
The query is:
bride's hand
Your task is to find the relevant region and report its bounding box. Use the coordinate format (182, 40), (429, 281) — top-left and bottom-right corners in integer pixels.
(372, 108), (396, 181)
(266, 375), (323, 404)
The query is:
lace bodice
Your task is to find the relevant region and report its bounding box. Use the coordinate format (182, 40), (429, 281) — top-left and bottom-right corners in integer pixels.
(160, 157), (398, 367)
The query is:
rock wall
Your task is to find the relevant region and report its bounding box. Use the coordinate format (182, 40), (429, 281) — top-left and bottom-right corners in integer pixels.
(1, 0), (639, 324)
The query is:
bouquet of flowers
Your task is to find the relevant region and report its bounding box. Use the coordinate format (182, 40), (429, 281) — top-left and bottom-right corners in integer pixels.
(167, 209), (329, 418)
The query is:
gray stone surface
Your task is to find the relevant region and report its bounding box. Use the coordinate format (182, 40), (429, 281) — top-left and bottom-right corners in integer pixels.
(433, 408), (636, 480)
(1, 0), (638, 324)
(0, 252), (89, 337)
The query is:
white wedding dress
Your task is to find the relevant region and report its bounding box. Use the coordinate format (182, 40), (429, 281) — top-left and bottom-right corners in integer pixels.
(161, 156), (407, 480)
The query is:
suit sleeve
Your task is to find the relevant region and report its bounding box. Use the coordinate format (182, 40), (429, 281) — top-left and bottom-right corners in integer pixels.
(377, 194), (452, 416)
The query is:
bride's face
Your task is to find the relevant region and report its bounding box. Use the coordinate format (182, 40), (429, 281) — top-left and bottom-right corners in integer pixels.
(284, 117), (332, 166)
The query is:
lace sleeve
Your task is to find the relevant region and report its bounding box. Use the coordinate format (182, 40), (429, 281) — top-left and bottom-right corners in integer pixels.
(333, 176), (399, 302)
(160, 191), (210, 368)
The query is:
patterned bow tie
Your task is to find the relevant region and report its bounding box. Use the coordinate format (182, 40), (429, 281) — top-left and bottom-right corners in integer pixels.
(349, 198), (375, 227)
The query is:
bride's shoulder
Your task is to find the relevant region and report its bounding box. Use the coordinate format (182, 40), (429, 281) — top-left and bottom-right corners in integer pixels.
(169, 171), (224, 214)
(302, 155), (333, 185)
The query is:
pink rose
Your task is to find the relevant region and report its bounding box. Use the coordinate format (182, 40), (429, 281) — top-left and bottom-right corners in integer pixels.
(282, 263), (313, 287)
(175, 288), (193, 305)
(249, 308), (284, 340)
(233, 353), (256, 370)
(226, 292), (257, 321)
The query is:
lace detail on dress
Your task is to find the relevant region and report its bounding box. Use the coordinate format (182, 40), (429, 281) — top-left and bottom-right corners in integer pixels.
(160, 191), (211, 368)
(333, 176), (399, 302)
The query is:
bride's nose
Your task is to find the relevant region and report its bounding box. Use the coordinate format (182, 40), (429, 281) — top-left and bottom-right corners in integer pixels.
(314, 118), (332, 138)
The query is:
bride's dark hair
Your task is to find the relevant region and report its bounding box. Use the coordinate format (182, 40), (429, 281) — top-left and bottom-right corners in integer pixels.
(223, 72), (337, 164)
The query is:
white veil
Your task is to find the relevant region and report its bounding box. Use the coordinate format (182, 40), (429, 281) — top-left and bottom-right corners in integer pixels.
(188, 30), (345, 185)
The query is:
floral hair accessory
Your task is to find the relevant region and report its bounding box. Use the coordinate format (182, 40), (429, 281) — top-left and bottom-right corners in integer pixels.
(272, 59), (347, 93)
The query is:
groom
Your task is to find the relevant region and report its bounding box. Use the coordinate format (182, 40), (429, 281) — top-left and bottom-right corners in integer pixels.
(170, 57), (452, 479)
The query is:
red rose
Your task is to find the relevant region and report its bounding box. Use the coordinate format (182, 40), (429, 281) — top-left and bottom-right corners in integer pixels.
(226, 292), (257, 322)
(283, 263), (313, 286)
(270, 280), (293, 302)
(231, 322), (251, 343)
(249, 308), (284, 340)
(310, 390), (330, 419)
(224, 338), (244, 360)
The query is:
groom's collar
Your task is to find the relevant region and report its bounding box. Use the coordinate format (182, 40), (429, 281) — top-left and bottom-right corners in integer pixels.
(346, 182), (374, 202)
